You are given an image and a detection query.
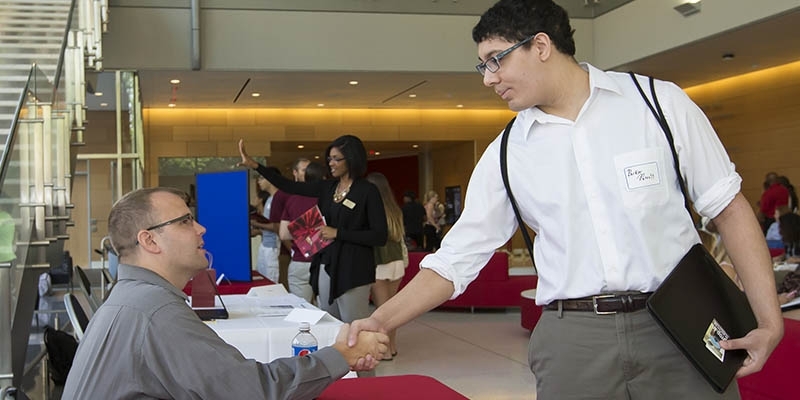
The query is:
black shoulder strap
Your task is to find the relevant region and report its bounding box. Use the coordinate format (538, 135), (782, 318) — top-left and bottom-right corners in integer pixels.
(628, 72), (692, 217)
(500, 117), (537, 272)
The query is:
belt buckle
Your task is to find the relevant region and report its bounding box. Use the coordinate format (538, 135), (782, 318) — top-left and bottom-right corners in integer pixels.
(592, 294), (616, 315)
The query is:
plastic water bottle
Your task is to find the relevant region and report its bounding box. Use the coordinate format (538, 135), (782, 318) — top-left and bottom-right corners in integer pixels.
(292, 322), (318, 356)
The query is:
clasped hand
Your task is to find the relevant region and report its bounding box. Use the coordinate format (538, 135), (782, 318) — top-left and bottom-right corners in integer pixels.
(332, 323), (388, 371)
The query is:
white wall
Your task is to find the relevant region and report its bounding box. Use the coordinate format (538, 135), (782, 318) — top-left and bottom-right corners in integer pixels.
(103, 2), (797, 72)
(103, 7), (593, 72)
(593, 0), (800, 69)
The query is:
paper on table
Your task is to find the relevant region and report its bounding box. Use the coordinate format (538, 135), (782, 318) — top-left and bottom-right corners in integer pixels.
(781, 295), (800, 310)
(774, 263), (799, 272)
(247, 284), (288, 297)
(284, 308), (328, 325)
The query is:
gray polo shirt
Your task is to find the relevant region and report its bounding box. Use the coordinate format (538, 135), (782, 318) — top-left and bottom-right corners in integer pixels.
(62, 264), (349, 399)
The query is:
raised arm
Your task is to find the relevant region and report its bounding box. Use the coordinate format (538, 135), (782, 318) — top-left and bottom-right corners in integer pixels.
(238, 139), (325, 198)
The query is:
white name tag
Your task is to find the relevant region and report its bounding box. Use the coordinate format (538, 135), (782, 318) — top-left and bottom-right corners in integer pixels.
(624, 161), (661, 190)
(342, 199), (356, 209)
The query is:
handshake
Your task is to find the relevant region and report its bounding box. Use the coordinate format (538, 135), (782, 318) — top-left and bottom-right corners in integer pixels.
(331, 323), (389, 371)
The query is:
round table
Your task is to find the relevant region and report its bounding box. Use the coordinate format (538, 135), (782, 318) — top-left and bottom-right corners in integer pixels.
(520, 288), (543, 331)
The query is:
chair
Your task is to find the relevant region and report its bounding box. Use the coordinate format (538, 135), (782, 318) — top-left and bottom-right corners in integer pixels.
(74, 266), (100, 311)
(63, 293), (90, 341)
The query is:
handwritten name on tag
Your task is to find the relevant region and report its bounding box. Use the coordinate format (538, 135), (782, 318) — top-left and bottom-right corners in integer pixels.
(624, 162), (661, 190)
(342, 199), (356, 209)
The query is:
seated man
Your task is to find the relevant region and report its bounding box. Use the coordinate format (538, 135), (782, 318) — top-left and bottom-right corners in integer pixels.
(63, 187), (388, 399)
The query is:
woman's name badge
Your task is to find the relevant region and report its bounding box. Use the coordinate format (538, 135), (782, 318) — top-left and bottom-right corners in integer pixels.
(342, 199), (356, 209)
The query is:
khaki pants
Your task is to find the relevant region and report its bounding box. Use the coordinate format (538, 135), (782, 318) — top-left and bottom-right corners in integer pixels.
(529, 309), (740, 400)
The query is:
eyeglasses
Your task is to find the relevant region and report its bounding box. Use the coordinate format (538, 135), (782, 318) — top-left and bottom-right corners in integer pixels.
(327, 156), (345, 163)
(145, 213), (195, 231)
(475, 33), (539, 76)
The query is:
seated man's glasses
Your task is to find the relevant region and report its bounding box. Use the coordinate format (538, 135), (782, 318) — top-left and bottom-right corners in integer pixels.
(145, 213), (195, 231)
(475, 33), (539, 76)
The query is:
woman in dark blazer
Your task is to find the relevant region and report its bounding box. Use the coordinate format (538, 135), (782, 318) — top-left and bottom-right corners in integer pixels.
(238, 136), (387, 323)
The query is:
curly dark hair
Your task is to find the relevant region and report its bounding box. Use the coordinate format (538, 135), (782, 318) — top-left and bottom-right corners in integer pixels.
(472, 0), (576, 56)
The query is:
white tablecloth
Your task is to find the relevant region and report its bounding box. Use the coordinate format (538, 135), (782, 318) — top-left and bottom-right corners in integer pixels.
(205, 294), (343, 363)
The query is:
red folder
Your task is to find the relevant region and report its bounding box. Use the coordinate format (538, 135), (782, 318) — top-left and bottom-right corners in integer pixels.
(287, 205), (332, 258)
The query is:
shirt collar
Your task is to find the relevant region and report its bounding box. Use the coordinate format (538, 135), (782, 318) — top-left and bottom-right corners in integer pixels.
(516, 63), (623, 137)
(117, 263), (189, 301)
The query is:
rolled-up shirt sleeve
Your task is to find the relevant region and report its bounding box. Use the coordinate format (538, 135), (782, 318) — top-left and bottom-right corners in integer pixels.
(420, 139), (520, 298)
(661, 81), (742, 219)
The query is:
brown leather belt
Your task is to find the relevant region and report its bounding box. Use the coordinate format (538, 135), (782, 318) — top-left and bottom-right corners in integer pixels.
(544, 293), (653, 315)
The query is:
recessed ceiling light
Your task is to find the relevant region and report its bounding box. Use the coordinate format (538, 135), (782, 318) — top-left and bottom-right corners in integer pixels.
(317, 103), (325, 107)
(412, 144), (419, 148)
(170, 79), (180, 84)
(297, 144), (305, 149)
(314, 155), (320, 159)
(348, 81), (359, 85)
(94, 92), (103, 96)
(374, 151), (381, 156)
(721, 53), (735, 61)
(251, 92), (261, 97)
(100, 102), (108, 107)
(408, 94), (417, 98)
(168, 103), (176, 108)
(456, 104), (464, 108)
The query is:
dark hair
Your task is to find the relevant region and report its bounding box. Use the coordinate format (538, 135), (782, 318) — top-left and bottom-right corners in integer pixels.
(779, 213), (800, 246)
(108, 187), (188, 258)
(304, 161), (326, 183)
(472, 0), (576, 56)
(255, 188), (269, 204)
(404, 190), (417, 200)
(325, 135), (368, 179)
(777, 176), (798, 211)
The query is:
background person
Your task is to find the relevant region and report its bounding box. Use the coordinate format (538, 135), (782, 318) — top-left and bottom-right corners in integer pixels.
(239, 135), (388, 324)
(63, 187), (388, 400)
(292, 157), (311, 182)
(250, 168), (282, 283)
(366, 172), (407, 359)
(423, 190), (443, 251)
(401, 190), (425, 250)
(349, 1), (782, 398)
(279, 161), (327, 303)
(758, 172), (789, 234)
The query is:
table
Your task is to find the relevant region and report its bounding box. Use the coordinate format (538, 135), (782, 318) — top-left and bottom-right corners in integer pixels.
(318, 375), (469, 399)
(182, 270), (274, 296)
(205, 294), (343, 362)
(520, 288), (542, 331)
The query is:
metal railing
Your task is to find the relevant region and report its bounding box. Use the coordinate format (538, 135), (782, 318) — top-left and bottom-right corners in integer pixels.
(0, 0), (111, 396)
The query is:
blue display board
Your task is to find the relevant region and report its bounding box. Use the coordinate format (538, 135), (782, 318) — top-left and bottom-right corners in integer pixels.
(195, 170), (251, 281)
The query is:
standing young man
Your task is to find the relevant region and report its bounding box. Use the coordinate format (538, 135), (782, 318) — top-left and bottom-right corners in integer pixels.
(350, 0), (782, 398)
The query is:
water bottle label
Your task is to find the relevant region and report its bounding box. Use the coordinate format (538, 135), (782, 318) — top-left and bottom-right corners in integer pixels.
(292, 345), (318, 357)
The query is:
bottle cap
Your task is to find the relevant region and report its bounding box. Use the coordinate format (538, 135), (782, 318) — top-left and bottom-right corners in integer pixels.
(299, 321), (310, 330)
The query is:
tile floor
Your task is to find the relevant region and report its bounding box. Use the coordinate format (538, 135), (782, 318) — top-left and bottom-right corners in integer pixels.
(373, 308), (537, 399)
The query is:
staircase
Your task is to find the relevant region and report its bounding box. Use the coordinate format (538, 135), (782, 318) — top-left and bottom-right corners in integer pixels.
(0, 0), (111, 396)
(0, 0), (71, 153)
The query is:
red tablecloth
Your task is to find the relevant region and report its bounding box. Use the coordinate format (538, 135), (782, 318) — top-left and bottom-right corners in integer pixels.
(318, 375), (468, 400)
(182, 270), (275, 295)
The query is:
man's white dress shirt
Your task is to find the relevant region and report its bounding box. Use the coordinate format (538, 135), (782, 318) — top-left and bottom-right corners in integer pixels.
(421, 64), (741, 305)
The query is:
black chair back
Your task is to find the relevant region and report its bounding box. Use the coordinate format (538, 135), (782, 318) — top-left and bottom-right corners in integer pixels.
(64, 293), (90, 341)
(74, 265), (100, 310)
